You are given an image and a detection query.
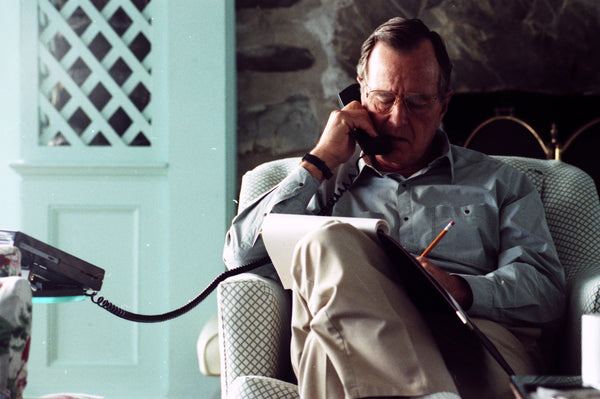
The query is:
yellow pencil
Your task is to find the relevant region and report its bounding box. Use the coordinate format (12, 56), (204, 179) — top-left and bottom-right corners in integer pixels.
(420, 221), (455, 257)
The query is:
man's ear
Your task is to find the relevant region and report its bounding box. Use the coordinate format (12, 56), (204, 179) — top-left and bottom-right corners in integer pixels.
(356, 77), (366, 104)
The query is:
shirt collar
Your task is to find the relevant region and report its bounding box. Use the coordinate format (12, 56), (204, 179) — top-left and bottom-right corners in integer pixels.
(357, 129), (455, 182)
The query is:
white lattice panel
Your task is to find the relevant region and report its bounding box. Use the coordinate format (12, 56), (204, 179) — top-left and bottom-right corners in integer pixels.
(38, 0), (152, 147)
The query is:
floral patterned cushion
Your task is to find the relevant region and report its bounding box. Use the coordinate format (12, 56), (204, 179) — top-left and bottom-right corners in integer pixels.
(0, 247), (21, 279)
(0, 246), (32, 399)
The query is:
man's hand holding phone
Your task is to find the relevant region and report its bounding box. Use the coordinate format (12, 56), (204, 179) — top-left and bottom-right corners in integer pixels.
(338, 83), (392, 156)
(301, 100), (378, 181)
(301, 83), (397, 182)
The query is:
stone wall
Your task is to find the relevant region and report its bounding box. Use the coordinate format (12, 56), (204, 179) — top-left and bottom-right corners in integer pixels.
(235, 0), (600, 182)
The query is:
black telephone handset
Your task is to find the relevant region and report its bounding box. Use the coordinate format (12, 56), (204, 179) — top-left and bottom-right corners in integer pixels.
(337, 84), (392, 155)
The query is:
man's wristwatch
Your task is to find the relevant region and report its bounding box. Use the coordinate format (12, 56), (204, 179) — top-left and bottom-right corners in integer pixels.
(302, 153), (333, 180)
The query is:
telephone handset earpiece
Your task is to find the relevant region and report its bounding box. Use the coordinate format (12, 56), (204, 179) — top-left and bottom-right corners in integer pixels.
(337, 84), (392, 155)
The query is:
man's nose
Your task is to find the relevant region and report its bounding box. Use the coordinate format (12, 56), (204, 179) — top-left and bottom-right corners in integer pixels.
(388, 98), (409, 125)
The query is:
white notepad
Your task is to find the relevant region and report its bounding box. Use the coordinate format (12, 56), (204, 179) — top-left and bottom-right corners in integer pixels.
(261, 213), (389, 289)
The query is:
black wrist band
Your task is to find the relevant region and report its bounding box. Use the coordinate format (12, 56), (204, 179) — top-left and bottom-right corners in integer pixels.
(302, 153), (333, 180)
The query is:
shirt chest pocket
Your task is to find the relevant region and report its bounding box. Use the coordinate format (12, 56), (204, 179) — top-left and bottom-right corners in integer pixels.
(427, 203), (499, 266)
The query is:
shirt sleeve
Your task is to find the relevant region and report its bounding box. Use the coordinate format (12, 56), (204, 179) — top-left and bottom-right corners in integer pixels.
(223, 166), (321, 271)
(460, 169), (566, 325)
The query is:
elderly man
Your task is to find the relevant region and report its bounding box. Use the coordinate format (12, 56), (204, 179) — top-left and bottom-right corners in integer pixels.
(224, 17), (565, 399)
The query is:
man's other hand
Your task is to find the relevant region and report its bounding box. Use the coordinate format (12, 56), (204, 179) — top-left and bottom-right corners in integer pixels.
(416, 256), (474, 309)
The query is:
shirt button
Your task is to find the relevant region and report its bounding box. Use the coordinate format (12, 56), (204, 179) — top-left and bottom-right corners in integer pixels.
(299, 183), (304, 187)
(403, 217), (409, 221)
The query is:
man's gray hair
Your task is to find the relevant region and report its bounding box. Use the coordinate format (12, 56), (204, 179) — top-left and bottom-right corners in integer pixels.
(356, 17), (452, 98)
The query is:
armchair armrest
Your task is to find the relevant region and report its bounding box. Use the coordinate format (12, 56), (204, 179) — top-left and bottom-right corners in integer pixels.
(217, 273), (294, 398)
(228, 376), (299, 399)
(561, 267), (600, 374)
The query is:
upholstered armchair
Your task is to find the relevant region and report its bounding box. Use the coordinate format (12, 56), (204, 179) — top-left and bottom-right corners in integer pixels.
(216, 156), (600, 399)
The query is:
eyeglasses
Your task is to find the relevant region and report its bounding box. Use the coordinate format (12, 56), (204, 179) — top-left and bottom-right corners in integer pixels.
(364, 84), (439, 116)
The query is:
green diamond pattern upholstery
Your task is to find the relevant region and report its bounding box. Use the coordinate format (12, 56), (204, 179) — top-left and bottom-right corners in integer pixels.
(237, 158), (300, 212)
(228, 376), (299, 399)
(218, 274), (292, 399)
(217, 155), (600, 398)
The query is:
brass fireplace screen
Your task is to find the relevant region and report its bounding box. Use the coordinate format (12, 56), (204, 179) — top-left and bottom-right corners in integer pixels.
(461, 113), (600, 192)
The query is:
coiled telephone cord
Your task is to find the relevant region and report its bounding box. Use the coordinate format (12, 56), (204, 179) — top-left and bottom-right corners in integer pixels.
(85, 256), (271, 323)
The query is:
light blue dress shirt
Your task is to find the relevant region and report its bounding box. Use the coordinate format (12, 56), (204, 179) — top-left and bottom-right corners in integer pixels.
(223, 131), (566, 326)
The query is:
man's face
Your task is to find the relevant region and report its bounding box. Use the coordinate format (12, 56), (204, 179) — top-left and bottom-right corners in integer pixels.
(361, 40), (450, 173)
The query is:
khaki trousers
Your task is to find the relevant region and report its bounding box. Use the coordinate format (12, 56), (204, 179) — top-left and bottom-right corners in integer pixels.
(290, 222), (539, 399)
